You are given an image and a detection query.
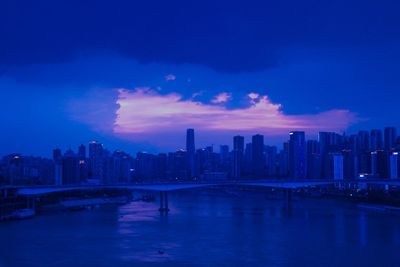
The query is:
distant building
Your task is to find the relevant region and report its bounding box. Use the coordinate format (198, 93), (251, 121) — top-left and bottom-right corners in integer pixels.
(168, 150), (188, 180)
(319, 132), (336, 178)
(358, 131), (370, 153)
(329, 153), (344, 180)
(219, 145), (230, 174)
(252, 134), (265, 177)
(371, 150), (388, 178)
(307, 140), (320, 179)
(278, 142), (289, 177)
(389, 152), (398, 179)
(78, 144), (88, 182)
(384, 127), (397, 151)
(370, 129), (383, 151)
(232, 135), (244, 179)
(342, 149), (358, 180)
(186, 129), (196, 178)
(62, 150), (79, 185)
(289, 131), (307, 179)
(88, 141), (104, 180)
(264, 146), (277, 177)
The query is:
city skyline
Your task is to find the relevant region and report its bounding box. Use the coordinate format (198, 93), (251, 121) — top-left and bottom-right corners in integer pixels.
(2, 126), (399, 157)
(2, 126), (400, 187)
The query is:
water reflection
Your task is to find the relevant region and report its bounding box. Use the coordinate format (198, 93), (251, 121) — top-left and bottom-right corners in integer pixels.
(1, 191), (400, 266)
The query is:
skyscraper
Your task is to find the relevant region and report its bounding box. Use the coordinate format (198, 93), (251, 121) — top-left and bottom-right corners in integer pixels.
(289, 131), (307, 179)
(264, 146), (277, 176)
(78, 144), (88, 182)
(252, 134), (265, 177)
(52, 148), (62, 185)
(232, 135), (244, 179)
(358, 130), (370, 153)
(307, 140), (321, 179)
(88, 141), (104, 180)
(384, 127), (397, 151)
(186, 128), (196, 178)
(370, 129), (383, 151)
(78, 144), (86, 160)
(62, 149), (79, 185)
(329, 153), (344, 180)
(319, 132), (336, 178)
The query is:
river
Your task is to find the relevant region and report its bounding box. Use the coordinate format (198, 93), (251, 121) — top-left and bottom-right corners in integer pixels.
(1, 189), (400, 266)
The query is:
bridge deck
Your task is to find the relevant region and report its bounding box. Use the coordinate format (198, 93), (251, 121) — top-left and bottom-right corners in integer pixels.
(8, 179), (400, 196)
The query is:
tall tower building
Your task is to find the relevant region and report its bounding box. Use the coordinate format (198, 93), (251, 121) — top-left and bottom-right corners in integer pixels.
(370, 129), (383, 151)
(232, 135), (244, 179)
(53, 148), (63, 185)
(252, 134), (265, 177)
(78, 144), (86, 160)
(62, 149), (79, 185)
(78, 144), (88, 182)
(384, 127), (397, 151)
(358, 130), (370, 153)
(289, 131), (307, 179)
(186, 128), (196, 178)
(89, 141), (104, 180)
(319, 132), (336, 178)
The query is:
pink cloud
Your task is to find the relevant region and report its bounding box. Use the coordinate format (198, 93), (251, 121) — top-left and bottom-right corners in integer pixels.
(211, 92), (232, 103)
(114, 88), (359, 143)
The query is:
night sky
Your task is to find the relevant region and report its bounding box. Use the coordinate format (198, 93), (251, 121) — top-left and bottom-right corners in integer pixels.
(1, 0), (400, 156)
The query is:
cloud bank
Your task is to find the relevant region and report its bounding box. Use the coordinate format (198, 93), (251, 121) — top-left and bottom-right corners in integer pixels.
(113, 88), (359, 143)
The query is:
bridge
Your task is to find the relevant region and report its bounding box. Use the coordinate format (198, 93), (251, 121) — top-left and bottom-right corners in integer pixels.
(2, 179), (400, 213)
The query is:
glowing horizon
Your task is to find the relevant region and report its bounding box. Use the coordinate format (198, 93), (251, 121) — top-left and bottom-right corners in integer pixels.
(113, 88), (359, 140)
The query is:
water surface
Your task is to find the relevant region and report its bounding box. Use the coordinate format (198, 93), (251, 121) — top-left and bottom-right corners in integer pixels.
(1, 190), (400, 267)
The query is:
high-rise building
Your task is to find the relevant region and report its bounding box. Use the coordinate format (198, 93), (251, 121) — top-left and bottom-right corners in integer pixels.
(278, 142), (289, 177)
(319, 132), (336, 178)
(88, 141), (104, 180)
(252, 134), (265, 177)
(219, 145), (230, 174)
(53, 148), (63, 185)
(389, 152), (398, 179)
(289, 131), (307, 179)
(329, 153), (344, 180)
(370, 129), (383, 151)
(220, 145), (229, 161)
(358, 131), (370, 153)
(53, 148), (62, 163)
(78, 144), (86, 160)
(244, 143), (252, 175)
(62, 149), (79, 185)
(307, 140), (320, 179)
(78, 144), (88, 182)
(342, 149), (358, 180)
(186, 129), (196, 178)
(232, 136), (244, 179)
(384, 127), (397, 151)
(371, 150), (388, 178)
(264, 146), (277, 177)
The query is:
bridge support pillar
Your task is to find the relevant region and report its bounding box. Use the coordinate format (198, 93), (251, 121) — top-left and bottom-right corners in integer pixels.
(159, 191), (169, 213)
(164, 191), (169, 212)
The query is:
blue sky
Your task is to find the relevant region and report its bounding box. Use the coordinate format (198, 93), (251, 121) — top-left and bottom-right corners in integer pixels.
(1, 0), (400, 156)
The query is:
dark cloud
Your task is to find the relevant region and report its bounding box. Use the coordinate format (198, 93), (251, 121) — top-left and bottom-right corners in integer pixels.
(1, 0), (400, 72)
